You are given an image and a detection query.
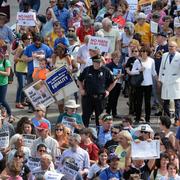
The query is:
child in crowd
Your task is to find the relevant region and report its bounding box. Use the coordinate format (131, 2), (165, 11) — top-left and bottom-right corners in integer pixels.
(32, 59), (49, 81)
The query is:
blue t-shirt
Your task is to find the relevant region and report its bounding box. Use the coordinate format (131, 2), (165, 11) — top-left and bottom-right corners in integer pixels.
(23, 43), (52, 75)
(31, 117), (51, 130)
(99, 167), (121, 180)
(176, 127), (180, 140)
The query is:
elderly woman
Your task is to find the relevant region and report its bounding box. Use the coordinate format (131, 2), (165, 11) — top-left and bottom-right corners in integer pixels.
(114, 130), (132, 171)
(8, 134), (31, 161)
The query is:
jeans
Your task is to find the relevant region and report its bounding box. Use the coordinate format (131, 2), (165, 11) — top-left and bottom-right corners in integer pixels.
(15, 72), (26, 103)
(0, 84), (11, 115)
(163, 99), (180, 121)
(27, 74), (34, 109)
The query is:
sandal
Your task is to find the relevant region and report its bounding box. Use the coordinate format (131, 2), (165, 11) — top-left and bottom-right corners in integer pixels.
(15, 104), (24, 109)
(21, 102), (29, 106)
(8, 115), (15, 123)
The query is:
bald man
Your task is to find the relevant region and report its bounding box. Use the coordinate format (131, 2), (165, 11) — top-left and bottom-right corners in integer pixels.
(158, 41), (180, 125)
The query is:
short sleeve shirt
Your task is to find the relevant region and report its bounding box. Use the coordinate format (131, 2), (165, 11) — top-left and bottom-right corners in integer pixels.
(0, 59), (11, 86)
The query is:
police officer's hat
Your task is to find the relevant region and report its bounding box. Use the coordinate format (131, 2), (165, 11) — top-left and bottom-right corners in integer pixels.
(91, 54), (102, 63)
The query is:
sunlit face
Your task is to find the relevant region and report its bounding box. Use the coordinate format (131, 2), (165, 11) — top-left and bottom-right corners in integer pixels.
(99, 152), (108, 164)
(168, 165), (177, 177)
(131, 48), (139, 58)
(137, 18), (145, 26)
(23, 123), (32, 134)
(34, 40), (42, 48)
(37, 147), (47, 157)
(93, 61), (102, 70)
(55, 126), (64, 136)
(15, 137), (24, 147)
(39, 60), (47, 69)
(109, 159), (119, 170)
(103, 120), (113, 131)
(40, 157), (51, 170)
(168, 42), (177, 54)
(160, 157), (169, 168)
(66, 107), (76, 115)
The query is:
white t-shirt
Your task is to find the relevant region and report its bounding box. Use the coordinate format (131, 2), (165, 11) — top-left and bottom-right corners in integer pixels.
(131, 57), (157, 86)
(87, 163), (109, 179)
(160, 175), (180, 180)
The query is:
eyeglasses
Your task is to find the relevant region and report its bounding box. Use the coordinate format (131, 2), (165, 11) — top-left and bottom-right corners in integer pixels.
(55, 128), (63, 131)
(140, 131), (149, 134)
(68, 29), (75, 32)
(111, 131), (118, 135)
(14, 154), (23, 158)
(38, 149), (46, 152)
(140, 50), (146, 53)
(132, 50), (138, 53)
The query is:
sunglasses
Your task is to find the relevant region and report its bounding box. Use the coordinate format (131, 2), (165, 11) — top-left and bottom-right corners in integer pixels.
(140, 50), (146, 53)
(55, 128), (63, 131)
(140, 131), (149, 134)
(68, 29), (75, 32)
(14, 154), (23, 158)
(132, 50), (138, 53)
(49, 1), (56, 3)
(111, 131), (118, 135)
(38, 149), (46, 152)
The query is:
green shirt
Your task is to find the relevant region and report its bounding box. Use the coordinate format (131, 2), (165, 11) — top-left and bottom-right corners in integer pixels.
(0, 59), (11, 86)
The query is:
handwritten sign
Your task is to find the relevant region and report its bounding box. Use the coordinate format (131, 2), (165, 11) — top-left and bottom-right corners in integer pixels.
(150, 21), (158, 34)
(45, 66), (78, 101)
(23, 134), (36, 148)
(88, 36), (110, 53)
(27, 157), (41, 172)
(61, 116), (76, 132)
(132, 140), (160, 160)
(44, 171), (64, 180)
(17, 12), (36, 26)
(0, 131), (9, 149)
(139, 0), (157, 14)
(24, 80), (55, 108)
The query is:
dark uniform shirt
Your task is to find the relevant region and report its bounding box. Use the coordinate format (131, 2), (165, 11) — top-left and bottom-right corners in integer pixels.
(78, 65), (114, 95)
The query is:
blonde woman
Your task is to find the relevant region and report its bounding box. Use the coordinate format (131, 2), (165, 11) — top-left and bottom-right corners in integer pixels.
(114, 130), (132, 171)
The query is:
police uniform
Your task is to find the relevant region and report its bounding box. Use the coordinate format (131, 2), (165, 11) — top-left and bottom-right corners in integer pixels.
(78, 56), (114, 127)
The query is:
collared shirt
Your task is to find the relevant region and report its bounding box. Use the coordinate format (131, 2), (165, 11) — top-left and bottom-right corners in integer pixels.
(53, 6), (70, 32)
(59, 146), (90, 171)
(98, 126), (112, 148)
(0, 25), (14, 44)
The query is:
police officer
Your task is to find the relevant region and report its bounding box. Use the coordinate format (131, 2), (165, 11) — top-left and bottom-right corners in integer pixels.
(78, 54), (119, 127)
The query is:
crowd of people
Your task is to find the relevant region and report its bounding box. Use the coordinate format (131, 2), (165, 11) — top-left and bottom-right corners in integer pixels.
(0, 0), (180, 179)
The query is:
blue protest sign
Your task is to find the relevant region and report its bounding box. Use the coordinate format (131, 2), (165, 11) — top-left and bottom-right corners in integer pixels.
(45, 66), (73, 95)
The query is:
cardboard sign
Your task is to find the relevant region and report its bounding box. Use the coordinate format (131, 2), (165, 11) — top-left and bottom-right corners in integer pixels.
(61, 162), (79, 180)
(132, 140), (160, 160)
(127, 0), (138, 12)
(150, 21), (158, 34)
(44, 171), (64, 180)
(61, 116), (76, 132)
(0, 131), (9, 149)
(27, 157), (41, 172)
(45, 66), (78, 101)
(88, 36), (110, 53)
(139, 0), (157, 14)
(23, 134), (36, 148)
(24, 80), (55, 108)
(17, 12), (36, 26)
(32, 50), (45, 68)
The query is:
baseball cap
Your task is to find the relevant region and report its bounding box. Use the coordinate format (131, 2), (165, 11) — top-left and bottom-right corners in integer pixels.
(54, 37), (69, 49)
(36, 122), (48, 130)
(108, 153), (120, 161)
(157, 32), (168, 38)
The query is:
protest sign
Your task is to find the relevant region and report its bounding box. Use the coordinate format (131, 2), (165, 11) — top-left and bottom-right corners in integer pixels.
(45, 66), (78, 101)
(23, 134), (36, 148)
(44, 171), (64, 180)
(61, 162), (79, 180)
(127, 0), (138, 12)
(88, 36), (110, 53)
(32, 50), (45, 68)
(61, 116), (76, 132)
(27, 157), (41, 172)
(24, 80), (55, 108)
(150, 21), (158, 34)
(139, 0), (157, 14)
(132, 140), (160, 160)
(17, 12), (36, 26)
(0, 131), (9, 149)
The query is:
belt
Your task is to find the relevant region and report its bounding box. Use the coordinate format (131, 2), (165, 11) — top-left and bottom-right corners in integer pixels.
(90, 94), (104, 98)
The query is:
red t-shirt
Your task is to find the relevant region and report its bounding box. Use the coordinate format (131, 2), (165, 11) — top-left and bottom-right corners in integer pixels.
(80, 143), (99, 161)
(76, 26), (95, 43)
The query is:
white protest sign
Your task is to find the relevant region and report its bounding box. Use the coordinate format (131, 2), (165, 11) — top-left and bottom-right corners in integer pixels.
(44, 171), (64, 180)
(127, 0), (138, 12)
(0, 131), (9, 149)
(61, 116), (76, 132)
(27, 157), (41, 172)
(24, 80), (55, 108)
(23, 134), (36, 148)
(61, 162), (79, 180)
(88, 36), (110, 53)
(150, 21), (158, 34)
(132, 140), (160, 160)
(45, 66), (78, 101)
(17, 12), (36, 26)
(32, 50), (45, 68)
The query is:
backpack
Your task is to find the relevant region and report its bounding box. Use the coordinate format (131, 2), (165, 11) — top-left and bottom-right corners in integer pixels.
(3, 59), (14, 84)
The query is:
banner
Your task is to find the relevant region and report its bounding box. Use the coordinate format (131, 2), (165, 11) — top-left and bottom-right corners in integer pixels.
(24, 80), (55, 108)
(17, 12), (36, 26)
(45, 66), (78, 101)
(132, 140), (160, 160)
(0, 131), (9, 149)
(44, 171), (64, 180)
(88, 36), (110, 53)
(27, 157), (41, 172)
(23, 134), (36, 148)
